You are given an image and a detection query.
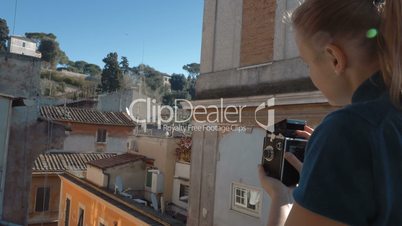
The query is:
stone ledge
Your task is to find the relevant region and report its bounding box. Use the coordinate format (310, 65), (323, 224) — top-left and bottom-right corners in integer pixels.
(195, 57), (314, 99)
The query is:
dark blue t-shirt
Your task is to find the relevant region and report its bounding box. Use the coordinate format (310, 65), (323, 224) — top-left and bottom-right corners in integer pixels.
(293, 72), (402, 226)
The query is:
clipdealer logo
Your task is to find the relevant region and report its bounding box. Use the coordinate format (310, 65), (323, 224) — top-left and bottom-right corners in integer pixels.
(126, 98), (275, 132)
(255, 98), (275, 132)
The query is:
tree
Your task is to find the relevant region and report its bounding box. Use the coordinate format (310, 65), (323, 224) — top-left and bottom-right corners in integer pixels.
(162, 90), (191, 106)
(145, 73), (163, 91)
(99, 52), (123, 93)
(183, 63), (200, 78)
(25, 32), (56, 41)
(0, 18), (9, 52)
(120, 56), (130, 74)
(170, 73), (187, 91)
(26, 32), (69, 67)
(58, 50), (69, 65)
(38, 39), (59, 68)
(84, 63), (101, 76)
(73, 60), (88, 72)
(187, 76), (196, 99)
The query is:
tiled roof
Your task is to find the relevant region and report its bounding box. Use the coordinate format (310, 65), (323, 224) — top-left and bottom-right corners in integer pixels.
(33, 153), (117, 172)
(87, 153), (147, 169)
(40, 106), (136, 127)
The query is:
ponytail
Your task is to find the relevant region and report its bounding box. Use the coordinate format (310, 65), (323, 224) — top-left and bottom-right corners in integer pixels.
(379, 0), (402, 108)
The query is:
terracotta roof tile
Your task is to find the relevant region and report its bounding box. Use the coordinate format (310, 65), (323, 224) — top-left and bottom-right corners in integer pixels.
(86, 153), (147, 169)
(33, 153), (117, 172)
(40, 106), (136, 127)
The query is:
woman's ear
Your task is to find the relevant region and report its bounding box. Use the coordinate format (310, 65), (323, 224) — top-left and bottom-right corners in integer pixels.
(324, 44), (347, 76)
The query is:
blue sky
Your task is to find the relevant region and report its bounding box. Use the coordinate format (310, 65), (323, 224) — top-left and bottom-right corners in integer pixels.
(0, 0), (204, 75)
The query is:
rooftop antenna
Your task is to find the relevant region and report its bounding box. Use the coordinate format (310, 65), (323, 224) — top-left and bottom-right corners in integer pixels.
(12, 0), (18, 34)
(141, 40), (145, 65)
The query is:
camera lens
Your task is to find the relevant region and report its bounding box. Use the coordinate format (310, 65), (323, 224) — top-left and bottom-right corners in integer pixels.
(276, 141), (283, 150)
(264, 146), (274, 161)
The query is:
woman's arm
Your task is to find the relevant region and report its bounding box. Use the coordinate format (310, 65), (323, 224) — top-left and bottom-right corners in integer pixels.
(285, 203), (347, 226)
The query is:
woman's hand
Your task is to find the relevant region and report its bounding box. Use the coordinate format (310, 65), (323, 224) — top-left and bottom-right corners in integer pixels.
(258, 125), (314, 200)
(258, 125), (314, 226)
(295, 125), (314, 140)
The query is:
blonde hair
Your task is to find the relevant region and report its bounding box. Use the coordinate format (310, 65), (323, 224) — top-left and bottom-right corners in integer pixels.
(292, 0), (402, 108)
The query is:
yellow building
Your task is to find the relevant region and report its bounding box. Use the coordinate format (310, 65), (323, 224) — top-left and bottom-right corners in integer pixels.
(58, 155), (184, 226)
(29, 153), (116, 226)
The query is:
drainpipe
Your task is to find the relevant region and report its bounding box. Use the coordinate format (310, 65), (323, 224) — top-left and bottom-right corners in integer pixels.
(0, 96), (12, 220)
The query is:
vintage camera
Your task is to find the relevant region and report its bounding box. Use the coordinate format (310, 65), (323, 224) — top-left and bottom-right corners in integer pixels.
(261, 119), (307, 186)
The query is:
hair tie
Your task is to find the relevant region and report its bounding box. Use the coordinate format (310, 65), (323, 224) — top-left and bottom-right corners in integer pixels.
(373, 0), (384, 6)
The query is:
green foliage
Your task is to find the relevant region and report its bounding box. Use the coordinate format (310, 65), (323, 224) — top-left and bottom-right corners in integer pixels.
(25, 32), (56, 41)
(134, 64), (164, 91)
(40, 71), (86, 87)
(60, 61), (101, 77)
(183, 63), (200, 78)
(99, 52), (123, 93)
(73, 60), (87, 72)
(58, 50), (69, 65)
(26, 32), (69, 68)
(145, 73), (163, 91)
(38, 39), (59, 68)
(170, 74), (187, 91)
(120, 56), (130, 74)
(162, 90), (191, 106)
(0, 18), (9, 52)
(84, 63), (101, 76)
(187, 76), (197, 99)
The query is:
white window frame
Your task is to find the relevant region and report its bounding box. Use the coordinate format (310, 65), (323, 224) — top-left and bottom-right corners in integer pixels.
(233, 186), (248, 208)
(96, 128), (108, 143)
(231, 183), (262, 218)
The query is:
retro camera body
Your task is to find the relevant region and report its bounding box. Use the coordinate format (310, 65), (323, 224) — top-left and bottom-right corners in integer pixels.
(261, 119), (307, 186)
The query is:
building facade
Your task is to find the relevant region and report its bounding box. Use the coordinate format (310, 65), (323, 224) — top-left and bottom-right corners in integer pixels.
(8, 36), (42, 58)
(187, 0), (339, 225)
(28, 153), (116, 226)
(58, 174), (182, 226)
(131, 135), (180, 204)
(0, 52), (68, 225)
(40, 106), (136, 153)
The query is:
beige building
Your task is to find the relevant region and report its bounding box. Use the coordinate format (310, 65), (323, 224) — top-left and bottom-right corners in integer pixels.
(187, 0), (339, 225)
(86, 153), (151, 191)
(8, 36), (42, 58)
(131, 135), (179, 203)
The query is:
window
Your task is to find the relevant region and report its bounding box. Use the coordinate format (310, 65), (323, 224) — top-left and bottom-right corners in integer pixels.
(233, 186), (248, 208)
(145, 170), (153, 188)
(78, 207), (84, 226)
(35, 187), (50, 212)
(179, 184), (190, 203)
(97, 129), (107, 143)
(231, 183), (262, 217)
(64, 198), (70, 226)
(98, 217), (108, 226)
